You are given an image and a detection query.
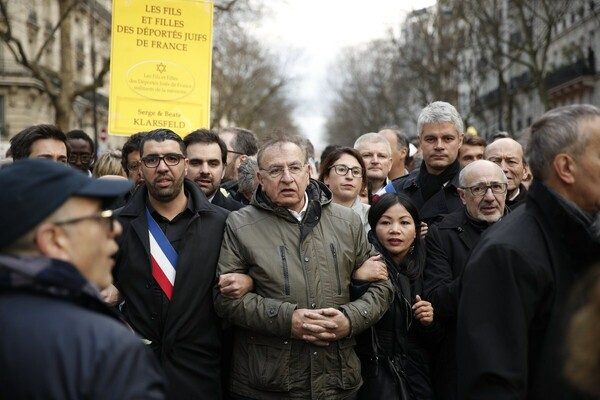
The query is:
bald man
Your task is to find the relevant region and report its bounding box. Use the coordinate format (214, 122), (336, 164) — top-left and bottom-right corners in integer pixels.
(484, 137), (529, 209)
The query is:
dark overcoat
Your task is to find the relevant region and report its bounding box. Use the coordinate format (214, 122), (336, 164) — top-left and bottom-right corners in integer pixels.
(457, 180), (600, 399)
(115, 179), (228, 400)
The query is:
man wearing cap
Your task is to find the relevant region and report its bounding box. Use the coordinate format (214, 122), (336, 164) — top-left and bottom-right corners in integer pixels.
(0, 159), (165, 399)
(113, 128), (229, 399)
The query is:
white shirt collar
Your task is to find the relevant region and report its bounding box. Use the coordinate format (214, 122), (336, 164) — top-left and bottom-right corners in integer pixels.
(288, 192), (309, 222)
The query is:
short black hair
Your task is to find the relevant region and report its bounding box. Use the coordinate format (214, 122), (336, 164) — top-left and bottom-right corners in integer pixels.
(121, 132), (148, 173)
(9, 125), (68, 160)
(184, 129), (227, 164)
(66, 129), (95, 154)
(139, 129), (186, 157)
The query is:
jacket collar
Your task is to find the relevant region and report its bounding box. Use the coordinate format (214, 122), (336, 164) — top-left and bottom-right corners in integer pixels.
(0, 254), (102, 300)
(398, 162), (461, 191)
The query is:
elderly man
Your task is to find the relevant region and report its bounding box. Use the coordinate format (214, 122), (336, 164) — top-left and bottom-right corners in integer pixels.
(184, 129), (244, 211)
(424, 160), (507, 400)
(8, 124), (68, 163)
(484, 137), (529, 209)
(385, 101), (464, 224)
(0, 159), (165, 399)
(354, 132), (394, 202)
(457, 134), (486, 168)
(378, 127), (410, 179)
(457, 104), (600, 399)
(114, 128), (229, 399)
(214, 137), (393, 400)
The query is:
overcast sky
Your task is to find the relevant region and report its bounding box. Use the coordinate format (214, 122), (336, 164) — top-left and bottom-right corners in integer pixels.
(250, 0), (436, 153)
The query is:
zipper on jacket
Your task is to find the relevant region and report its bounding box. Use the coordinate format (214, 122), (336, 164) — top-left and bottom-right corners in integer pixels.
(280, 246), (290, 296)
(330, 243), (342, 295)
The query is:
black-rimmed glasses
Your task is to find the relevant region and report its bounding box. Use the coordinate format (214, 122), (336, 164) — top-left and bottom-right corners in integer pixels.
(53, 210), (116, 232)
(461, 182), (507, 197)
(330, 164), (363, 178)
(141, 153), (184, 168)
(227, 149), (245, 156)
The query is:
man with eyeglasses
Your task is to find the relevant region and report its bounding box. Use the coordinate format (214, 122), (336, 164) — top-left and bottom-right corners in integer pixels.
(113, 128), (229, 399)
(214, 137), (393, 400)
(7, 124), (68, 164)
(66, 129), (96, 175)
(0, 159), (165, 399)
(457, 105), (600, 399)
(121, 131), (148, 194)
(422, 160), (508, 400)
(219, 127), (258, 201)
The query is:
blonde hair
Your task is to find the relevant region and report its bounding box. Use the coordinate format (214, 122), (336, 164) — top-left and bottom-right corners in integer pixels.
(93, 150), (126, 178)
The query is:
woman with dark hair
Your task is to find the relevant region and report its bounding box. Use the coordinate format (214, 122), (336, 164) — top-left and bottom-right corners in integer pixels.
(319, 146), (370, 233)
(353, 192), (438, 399)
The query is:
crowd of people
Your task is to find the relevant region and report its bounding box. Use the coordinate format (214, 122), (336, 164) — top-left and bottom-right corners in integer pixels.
(1, 101), (600, 400)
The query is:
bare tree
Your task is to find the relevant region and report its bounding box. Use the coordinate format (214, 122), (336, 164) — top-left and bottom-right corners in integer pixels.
(0, 0), (110, 130)
(325, 39), (409, 146)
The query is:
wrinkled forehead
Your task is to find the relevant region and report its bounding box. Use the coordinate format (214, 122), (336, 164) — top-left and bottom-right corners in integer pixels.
(464, 165), (507, 186)
(259, 142), (305, 168)
(485, 139), (523, 160)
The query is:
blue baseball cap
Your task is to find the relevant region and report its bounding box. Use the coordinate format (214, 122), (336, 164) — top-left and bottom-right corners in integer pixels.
(0, 159), (130, 249)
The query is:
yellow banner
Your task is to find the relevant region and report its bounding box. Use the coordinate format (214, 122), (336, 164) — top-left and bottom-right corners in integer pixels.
(109, 0), (213, 137)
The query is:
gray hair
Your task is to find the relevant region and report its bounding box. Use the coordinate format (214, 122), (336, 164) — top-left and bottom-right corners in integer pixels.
(526, 104), (600, 182)
(379, 127), (410, 150)
(238, 156), (258, 196)
(353, 132), (392, 156)
(417, 101), (464, 136)
(459, 159), (507, 187)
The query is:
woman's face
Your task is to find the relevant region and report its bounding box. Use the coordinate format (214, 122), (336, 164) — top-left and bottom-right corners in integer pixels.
(375, 202), (417, 263)
(323, 154), (364, 204)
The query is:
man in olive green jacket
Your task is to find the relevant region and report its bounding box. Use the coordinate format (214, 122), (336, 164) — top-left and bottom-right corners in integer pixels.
(214, 138), (393, 400)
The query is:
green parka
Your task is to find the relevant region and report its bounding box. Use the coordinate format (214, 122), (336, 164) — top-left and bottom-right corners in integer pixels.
(215, 179), (393, 400)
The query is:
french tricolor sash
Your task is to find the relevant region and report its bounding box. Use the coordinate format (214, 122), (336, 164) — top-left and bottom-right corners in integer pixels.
(146, 208), (178, 300)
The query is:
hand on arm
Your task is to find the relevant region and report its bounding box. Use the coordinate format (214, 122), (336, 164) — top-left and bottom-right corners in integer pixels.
(353, 255), (388, 282)
(218, 273), (254, 299)
(101, 284), (122, 306)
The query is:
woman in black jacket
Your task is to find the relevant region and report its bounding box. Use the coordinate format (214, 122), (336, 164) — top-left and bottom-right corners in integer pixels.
(353, 192), (440, 399)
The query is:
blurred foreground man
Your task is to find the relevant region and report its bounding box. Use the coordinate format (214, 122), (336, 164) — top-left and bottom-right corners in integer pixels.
(215, 138), (393, 400)
(0, 159), (165, 399)
(424, 160), (507, 400)
(457, 104), (600, 399)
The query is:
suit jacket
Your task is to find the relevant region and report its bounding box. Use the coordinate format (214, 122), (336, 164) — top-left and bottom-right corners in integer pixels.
(212, 188), (244, 211)
(114, 179), (229, 400)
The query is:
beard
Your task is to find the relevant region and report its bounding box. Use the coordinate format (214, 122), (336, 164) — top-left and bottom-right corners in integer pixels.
(147, 172), (185, 203)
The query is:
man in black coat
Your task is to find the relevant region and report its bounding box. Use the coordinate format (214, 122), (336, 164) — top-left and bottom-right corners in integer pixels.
(114, 129), (229, 399)
(184, 129), (244, 211)
(424, 160), (508, 400)
(484, 137), (530, 209)
(457, 104), (600, 399)
(0, 159), (165, 399)
(384, 101), (464, 225)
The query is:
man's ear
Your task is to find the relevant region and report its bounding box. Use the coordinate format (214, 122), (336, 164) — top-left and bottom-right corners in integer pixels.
(236, 154), (248, 170)
(256, 170), (263, 186)
(457, 188), (467, 205)
(35, 224), (69, 259)
(552, 154), (576, 185)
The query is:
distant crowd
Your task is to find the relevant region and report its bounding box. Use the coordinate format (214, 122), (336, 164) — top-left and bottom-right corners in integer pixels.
(2, 101), (600, 400)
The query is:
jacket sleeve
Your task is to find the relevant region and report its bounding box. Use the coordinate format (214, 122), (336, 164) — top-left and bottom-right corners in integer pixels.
(456, 242), (544, 399)
(339, 219), (394, 336)
(423, 224), (459, 321)
(213, 220), (297, 338)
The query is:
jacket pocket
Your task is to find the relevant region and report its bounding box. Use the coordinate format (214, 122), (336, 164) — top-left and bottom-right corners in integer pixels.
(326, 337), (362, 391)
(330, 243), (342, 295)
(246, 334), (292, 392)
(279, 246), (290, 296)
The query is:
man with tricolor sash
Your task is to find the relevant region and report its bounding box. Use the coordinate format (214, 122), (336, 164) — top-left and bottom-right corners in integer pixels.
(114, 128), (229, 399)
